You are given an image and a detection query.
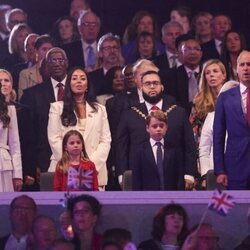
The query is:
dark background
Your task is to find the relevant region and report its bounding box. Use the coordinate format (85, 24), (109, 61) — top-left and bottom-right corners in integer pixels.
(1, 0), (250, 46)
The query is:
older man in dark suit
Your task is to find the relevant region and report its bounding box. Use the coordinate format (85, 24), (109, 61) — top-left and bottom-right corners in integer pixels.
(19, 47), (68, 188)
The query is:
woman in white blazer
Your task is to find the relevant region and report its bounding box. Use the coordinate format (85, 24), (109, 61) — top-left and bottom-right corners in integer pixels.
(0, 69), (22, 192)
(47, 67), (111, 188)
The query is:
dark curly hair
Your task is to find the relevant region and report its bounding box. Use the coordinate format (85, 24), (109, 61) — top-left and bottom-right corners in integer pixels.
(67, 194), (102, 218)
(151, 203), (188, 246)
(61, 67), (97, 127)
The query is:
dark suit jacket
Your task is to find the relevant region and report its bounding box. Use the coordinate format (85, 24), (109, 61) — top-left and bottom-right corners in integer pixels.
(213, 85), (250, 189)
(153, 52), (170, 73)
(132, 141), (179, 190)
(61, 40), (85, 69)
(201, 38), (220, 63)
(89, 68), (109, 96)
(115, 95), (197, 189)
(20, 80), (56, 173)
(0, 235), (9, 250)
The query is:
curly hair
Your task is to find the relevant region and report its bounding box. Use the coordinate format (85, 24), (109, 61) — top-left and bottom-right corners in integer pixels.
(61, 67), (97, 127)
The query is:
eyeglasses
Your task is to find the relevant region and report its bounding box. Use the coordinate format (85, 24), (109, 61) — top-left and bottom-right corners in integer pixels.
(181, 47), (202, 53)
(48, 58), (66, 64)
(142, 81), (161, 87)
(101, 45), (120, 52)
(81, 22), (99, 28)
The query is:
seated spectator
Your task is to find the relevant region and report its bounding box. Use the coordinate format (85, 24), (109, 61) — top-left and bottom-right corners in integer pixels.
(29, 215), (58, 250)
(97, 65), (125, 105)
(122, 10), (164, 64)
(102, 228), (132, 249)
(170, 5), (192, 34)
(90, 32), (124, 96)
(51, 15), (80, 46)
(192, 12), (213, 44)
(69, 0), (91, 21)
(0, 4), (12, 41)
(2, 23), (32, 70)
(0, 195), (37, 249)
(66, 194), (102, 250)
(135, 31), (157, 61)
(139, 203), (189, 249)
(201, 14), (231, 62)
(221, 30), (247, 81)
(183, 223), (221, 250)
(18, 34), (55, 99)
(49, 239), (74, 250)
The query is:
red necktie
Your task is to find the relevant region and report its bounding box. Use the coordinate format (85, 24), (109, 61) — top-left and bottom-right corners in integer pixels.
(151, 105), (159, 111)
(247, 87), (250, 127)
(57, 82), (64, 101)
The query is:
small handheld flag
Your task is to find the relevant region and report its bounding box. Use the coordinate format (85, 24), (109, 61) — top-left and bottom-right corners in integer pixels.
(208, 189), (235, 216)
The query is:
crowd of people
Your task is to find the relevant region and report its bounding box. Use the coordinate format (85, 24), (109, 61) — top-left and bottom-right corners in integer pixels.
(0, 0), (250, 192)
(2, 193), (248, 250)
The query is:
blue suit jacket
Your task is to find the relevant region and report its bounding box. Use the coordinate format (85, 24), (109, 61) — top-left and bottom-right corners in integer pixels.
(213, 85), (250, 183)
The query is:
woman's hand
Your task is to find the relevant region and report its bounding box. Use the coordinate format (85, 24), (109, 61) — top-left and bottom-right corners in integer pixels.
(216, 174), (228, 187)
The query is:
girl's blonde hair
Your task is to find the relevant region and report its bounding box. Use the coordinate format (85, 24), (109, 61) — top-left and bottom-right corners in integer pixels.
(194, 59), (226, 119)
(58, 130), (89, 173)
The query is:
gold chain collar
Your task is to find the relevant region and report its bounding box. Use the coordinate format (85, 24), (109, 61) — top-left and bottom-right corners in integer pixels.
(131, 104), (177, 119)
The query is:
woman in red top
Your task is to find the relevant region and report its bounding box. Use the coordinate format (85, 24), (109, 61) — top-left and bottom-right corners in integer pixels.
(53, 130), (99, 191)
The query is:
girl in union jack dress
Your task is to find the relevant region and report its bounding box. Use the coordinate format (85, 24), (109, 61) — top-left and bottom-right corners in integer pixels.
(53, 130), (99, 191)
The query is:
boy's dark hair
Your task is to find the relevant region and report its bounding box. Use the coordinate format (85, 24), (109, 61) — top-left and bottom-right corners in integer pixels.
(146, 110), (167, 126)
(102, 228), (132, 247)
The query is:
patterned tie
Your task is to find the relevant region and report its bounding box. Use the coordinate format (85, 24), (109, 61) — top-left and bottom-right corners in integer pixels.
(170, 54), (177, 68)
(151, 105), (159, 111)
(57, 82), (64, 101)
(156, 141), (164, 190)
(86, 45), (96, 67)
(247, 87), (250, 127)
(188, 71), (198, 102)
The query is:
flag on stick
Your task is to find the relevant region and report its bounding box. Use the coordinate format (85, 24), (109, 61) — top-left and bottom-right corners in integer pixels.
(208, 189), (235, 216)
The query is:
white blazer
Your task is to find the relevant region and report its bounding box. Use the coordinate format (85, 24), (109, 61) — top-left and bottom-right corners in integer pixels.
(0, 106), (22, 178)
(47, 101), (111, 186)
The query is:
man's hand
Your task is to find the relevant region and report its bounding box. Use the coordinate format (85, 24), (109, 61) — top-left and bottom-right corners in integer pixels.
(216, 174), (228, 187)
(12, 178), (23, 191)
(185, 179), (194, 190)
(118, 175), (123, 188)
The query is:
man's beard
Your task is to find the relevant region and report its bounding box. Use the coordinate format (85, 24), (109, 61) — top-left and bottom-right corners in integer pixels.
(142, 91), (163, 104)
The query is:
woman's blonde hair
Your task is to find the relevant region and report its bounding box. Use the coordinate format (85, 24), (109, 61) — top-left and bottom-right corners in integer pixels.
(194, 59), (226, 119)
(58, 130), (89, 173)
(0, 69), (16, 102)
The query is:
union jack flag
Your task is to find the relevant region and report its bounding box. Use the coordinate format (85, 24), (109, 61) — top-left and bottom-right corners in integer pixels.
(208, 189), (235, 216)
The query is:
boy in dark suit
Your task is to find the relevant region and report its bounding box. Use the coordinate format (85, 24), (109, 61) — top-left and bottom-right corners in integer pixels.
(132, 110), (180, 190)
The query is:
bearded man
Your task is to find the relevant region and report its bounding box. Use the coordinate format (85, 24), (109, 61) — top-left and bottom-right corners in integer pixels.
(115, 69), (197, 190)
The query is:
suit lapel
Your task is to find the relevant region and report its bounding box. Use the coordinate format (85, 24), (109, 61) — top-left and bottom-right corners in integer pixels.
(230, 86), (246, 124)
(83, 102), (95, 140)
(145, 142), (159, 175)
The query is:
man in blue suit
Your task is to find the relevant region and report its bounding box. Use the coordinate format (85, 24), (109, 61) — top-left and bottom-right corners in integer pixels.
(213, 50), (250, 190)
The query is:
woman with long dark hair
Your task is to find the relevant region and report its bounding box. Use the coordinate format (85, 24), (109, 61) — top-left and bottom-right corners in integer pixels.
(47, 67), (111, 190)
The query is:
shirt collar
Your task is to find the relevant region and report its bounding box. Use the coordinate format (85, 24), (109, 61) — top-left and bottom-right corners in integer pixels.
(149, 137), (164, 147)
(82, 40), (97, 52)
(240, 82), (248, 94)
(145, 99), (163, 112)
(51, 76), (67, 89)
(9, 233), (28, 244)
(184, 65), (200, 75)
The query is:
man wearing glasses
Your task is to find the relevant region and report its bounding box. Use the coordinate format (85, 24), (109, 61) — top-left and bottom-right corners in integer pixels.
(0, 195), (37, 249)
(115, 69), (197, 190)
(61, 11), (100, 70)
(89, 33), (123, 96)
